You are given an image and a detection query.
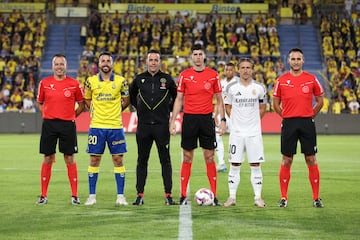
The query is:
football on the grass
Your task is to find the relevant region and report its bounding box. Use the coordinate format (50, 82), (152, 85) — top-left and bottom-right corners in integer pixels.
(194, 188), (214, 206)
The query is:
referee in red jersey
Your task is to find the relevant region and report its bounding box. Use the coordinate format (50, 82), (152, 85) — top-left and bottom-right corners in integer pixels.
(273, 48), (324, 208)
(169, 44), (226, 206)
(36, 54), (85, 205)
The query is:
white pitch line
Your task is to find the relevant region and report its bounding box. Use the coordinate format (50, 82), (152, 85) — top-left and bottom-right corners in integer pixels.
(178, 203), (193, 240)
(178, 149), (193, 240)
(0, 168), (358, 173)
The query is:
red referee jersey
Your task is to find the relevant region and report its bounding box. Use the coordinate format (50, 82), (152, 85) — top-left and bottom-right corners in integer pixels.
(273, 71), (324, 118)
(177, 67), (221, 114)
(37, 76), (84, 120)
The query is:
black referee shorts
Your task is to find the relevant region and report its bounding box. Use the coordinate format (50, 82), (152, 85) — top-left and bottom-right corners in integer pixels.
(40, 119), (78, 156)
(281, 117), (318, 156)
(181, 113), (216, 150)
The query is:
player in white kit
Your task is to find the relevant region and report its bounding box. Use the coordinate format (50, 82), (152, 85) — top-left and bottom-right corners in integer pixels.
(215, 62), (239, 172)
(223, 58), (267, 208)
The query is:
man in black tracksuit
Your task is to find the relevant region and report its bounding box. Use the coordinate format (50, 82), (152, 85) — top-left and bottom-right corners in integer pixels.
(129, 49), (177, 205)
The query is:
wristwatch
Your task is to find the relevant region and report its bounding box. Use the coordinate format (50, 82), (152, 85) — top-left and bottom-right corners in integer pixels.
(221, 117), (226, 122)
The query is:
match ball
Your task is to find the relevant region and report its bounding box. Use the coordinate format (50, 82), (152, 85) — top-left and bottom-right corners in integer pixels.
(194, 188), (214, 206)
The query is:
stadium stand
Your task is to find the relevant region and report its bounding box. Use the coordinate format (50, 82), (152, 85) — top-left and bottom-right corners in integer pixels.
(0, 0), (359, 115)
(41, 24), (82, 77)
(0, 9), (44, 113)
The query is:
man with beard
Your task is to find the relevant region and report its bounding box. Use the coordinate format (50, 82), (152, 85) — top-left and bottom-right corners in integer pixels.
(83, 52), (130, 206)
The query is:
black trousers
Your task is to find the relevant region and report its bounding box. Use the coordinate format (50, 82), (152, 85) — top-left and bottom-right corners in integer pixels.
(135, 123), (173, 195)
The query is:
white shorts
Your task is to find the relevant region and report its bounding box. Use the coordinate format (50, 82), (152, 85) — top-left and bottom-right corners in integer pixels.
(228, 134), (265, 164)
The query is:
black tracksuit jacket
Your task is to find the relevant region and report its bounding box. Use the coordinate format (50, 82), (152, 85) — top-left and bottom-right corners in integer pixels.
(129, 70), (177, 125)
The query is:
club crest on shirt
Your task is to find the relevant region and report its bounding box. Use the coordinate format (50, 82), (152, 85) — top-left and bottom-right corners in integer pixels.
(204, 82), (211, 90)
(302, 85), (309, 93)
(141, 78), (145, 83)
(252, 88), (257, 95)
(64, 90), (71, 97)
(112, 83), (116, 89)
(160, 78), (167, 89)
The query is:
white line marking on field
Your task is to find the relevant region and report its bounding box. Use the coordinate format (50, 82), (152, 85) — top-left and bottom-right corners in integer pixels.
(0, 168), (359, 173)
(178, 149), (193, 240)
(178, 204), (193, 240)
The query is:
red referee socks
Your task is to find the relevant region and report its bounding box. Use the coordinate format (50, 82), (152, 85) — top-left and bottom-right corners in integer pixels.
(279, 164), (291, 200)
(180, 162), (192, 197)
(40, 162), (52, 197)
(308, 164), (320, 200)
(206, 162), (217, 197)
(67, 163), (78, 197)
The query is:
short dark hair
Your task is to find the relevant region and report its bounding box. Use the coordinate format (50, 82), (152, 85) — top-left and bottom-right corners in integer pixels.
(148, 49), (160, 55)
(226, 62), (235, 67)
(53, 53), (66, 58)
(191, 43), (205, 52)
(52, 54), (67, 66)
(288, 48), (303, 55)
(99, 51), (112, 59)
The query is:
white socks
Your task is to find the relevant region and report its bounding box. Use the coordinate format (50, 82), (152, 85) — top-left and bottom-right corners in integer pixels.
(228, 165), (241, 199)
(228, 165), (263, 200)
(250, 166), (263, 200)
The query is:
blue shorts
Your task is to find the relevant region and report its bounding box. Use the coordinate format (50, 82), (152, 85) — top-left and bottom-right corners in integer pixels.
(86, 128), (127, 155)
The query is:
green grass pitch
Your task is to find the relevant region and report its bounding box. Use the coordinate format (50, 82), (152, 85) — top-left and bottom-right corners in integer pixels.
(0, 133), (359, 239)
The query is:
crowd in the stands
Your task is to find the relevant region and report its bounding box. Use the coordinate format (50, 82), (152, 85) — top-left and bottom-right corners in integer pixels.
(0, 3), (359, 114)
(320, 9), (360, 114)
(0, 9), (45, 113)
(77, 8), (283, 112)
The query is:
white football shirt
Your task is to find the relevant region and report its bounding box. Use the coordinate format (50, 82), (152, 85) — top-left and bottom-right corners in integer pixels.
(221, 75), (239, 100)
(224, 79), (267, 136)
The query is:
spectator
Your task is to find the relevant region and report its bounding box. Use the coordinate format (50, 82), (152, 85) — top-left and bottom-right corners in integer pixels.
(80, 21), (87, 46)
(82, 45), (94, 60)
(332, 97), (346, 114)
(89, 11), (101, 37)
(348, 98), (359, 114)
(282, 0), (289, 7)
(300, 3), (308, 24)
(320, 97), (330, 114)
(292, 1), (301, 23)
(5, 101), (19, 112)
(344, 0), (353, 17)
(22, 92), (36, 113)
